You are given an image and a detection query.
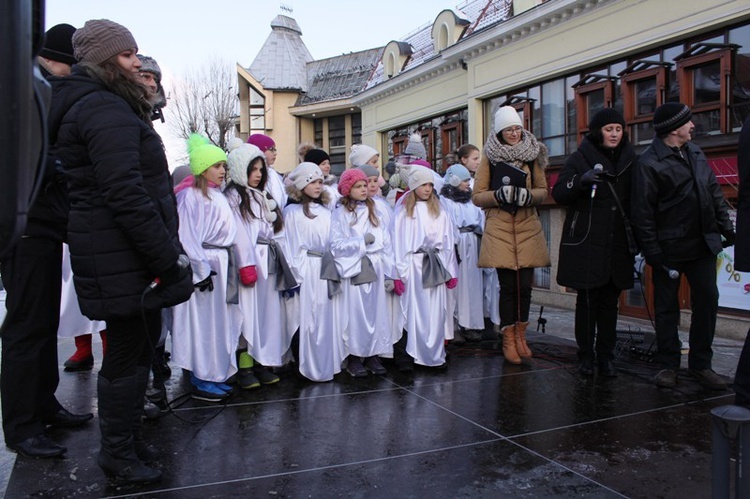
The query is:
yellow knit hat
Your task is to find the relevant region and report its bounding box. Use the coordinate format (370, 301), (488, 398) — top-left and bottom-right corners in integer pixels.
(188, 134), (227, 175)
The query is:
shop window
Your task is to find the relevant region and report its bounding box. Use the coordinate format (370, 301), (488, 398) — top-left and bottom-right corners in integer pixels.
(675, 43), (739, 136)
(620, 60), (671, 144)
(729, 24), (750, 130)
(440, 120), (463, 174)
(573, 74), (617, 140)
(533, 209), (551, 290)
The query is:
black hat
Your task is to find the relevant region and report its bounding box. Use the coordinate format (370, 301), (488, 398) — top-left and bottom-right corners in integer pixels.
(39, 23), (77, 66)
(303, 148), (330, 166)
(588, 107), (625, 131)
(653, 103), (692, 135)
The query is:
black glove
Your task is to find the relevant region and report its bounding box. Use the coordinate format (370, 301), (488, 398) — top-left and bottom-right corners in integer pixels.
(159, 254), (191, 286)
(580, 168), (605, 187)
(195, 271), (217, 292)
(722, 230), (736, 248)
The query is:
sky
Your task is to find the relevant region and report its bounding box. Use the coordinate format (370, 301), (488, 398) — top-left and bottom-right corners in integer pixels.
(45, 0), (462, 165)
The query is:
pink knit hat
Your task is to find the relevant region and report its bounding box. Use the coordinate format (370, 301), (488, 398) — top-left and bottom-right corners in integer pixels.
(338, 168), (368, 196)
(247, 134), (276, 152)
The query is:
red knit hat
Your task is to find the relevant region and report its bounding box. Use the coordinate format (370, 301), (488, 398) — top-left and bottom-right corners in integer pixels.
(338, 168), (368, 196)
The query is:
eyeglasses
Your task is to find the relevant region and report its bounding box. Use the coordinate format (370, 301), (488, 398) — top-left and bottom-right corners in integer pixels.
(267, 147), (277, 152)
(502, 127), (523, 135)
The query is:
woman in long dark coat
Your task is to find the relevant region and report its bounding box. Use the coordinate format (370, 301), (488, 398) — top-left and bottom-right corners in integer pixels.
(552, 108), (637, 377)
(49, 19), (192, 484)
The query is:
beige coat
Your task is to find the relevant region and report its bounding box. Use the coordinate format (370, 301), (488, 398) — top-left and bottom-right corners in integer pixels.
(471, 153), (550, 270)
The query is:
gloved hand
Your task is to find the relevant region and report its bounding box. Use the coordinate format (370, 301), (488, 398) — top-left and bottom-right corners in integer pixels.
(515, 187), (533, 207)
(239, 265), (258, 286)
(580, 168), (605, 187)
(195, 271), (217, 292)
(159, 254), (191, 286)
(384, 279), (395, 293)
(364, 233), (375, 245)
(446, 277), (458, 289)
(393, 279), (405, 296)
(494, 185), (516, 205)
(645, 253), (665, 270)
(722, 230), (736, 248)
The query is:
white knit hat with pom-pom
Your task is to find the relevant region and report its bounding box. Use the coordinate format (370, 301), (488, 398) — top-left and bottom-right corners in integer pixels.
(226, 138), (264, 188)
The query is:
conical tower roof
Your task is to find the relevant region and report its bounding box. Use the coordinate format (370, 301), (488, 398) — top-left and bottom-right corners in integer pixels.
(248, 14), (313, 91)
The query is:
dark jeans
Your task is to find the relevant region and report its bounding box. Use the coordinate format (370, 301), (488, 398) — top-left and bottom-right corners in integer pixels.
(0, 236), (63, 444)
(496, 268), (533, 327)
(101, 310), (161, 382)
(653, 255), (718, 371)
(574, 280), (622, 362)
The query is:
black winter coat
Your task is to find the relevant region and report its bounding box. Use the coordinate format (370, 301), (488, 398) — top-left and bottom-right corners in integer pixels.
(48, 67), (192, 320)
(736, 116), (750, 272)
(631, 136), (733, 265)
(553, 136), (637, 290)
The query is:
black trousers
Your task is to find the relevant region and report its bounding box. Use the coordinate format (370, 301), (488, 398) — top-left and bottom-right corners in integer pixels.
(0, 237), (63, 445)
(496, 268), (533, 327)
(653, 254), (718, 371)
(101, 310), (161, 383)
(574, 280), (622, 362)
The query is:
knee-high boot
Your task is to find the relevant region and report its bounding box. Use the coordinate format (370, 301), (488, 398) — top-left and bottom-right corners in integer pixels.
(500, 325), (521, 365)
(515, 321), (533, 359)
(97, 373), (161, 484)
(133, 367), (159, 463)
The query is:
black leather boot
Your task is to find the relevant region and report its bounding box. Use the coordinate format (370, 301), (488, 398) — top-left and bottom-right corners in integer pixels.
(97, 373), (161, 484)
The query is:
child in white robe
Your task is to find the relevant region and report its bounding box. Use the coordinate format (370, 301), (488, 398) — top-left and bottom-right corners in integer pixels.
(392, 167), (458, 370)
(283, 162), (346, 382)
(171, 134), (240, 402)
(440, 165), (487, 342)
(330, 169), (396, 377)
(225, 140), (293, 389)
(304, 148), (340, 210)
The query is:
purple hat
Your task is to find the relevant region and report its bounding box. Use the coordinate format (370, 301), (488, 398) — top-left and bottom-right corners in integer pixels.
(247, 134), (276, 152)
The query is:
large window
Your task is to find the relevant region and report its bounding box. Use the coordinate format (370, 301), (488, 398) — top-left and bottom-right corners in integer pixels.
(249, 86), (265, 133)
(328, 116), (346, 175)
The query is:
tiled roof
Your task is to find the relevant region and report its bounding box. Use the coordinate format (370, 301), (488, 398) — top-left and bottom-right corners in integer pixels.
(365, 0), (513, 90)
(247, 15), (313, 91)
(297, 48), (383, 106)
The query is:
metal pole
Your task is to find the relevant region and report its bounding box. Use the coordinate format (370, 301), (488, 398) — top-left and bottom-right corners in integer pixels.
(711, 405), (750, 498)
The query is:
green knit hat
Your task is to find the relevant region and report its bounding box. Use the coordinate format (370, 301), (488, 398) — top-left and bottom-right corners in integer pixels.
(188, 134), (227, 175)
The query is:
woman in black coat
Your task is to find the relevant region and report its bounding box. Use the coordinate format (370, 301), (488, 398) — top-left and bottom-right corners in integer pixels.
(552, 108), (637, 376)
(48, 20), (192, 484)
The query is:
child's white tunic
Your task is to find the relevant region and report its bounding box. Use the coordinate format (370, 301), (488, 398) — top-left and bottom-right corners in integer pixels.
(392, 201), (457, 366)
(228, 188), (293, 367)
(283, 202), (346, 381)
(330, 203), (395, 358)
(171, 187), (241, 382)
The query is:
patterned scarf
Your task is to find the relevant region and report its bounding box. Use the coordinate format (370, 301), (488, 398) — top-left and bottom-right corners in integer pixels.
(483, 130), (541, 169)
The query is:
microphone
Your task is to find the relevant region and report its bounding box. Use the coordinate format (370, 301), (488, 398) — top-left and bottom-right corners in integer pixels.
(590, 164), (603, 198)
(662, 265), (680, 280)
(502, 176), (510, 186)
(149, 254), (190, 289)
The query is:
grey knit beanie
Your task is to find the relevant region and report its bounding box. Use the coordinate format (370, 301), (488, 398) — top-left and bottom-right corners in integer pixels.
(73, 19), (138, 65)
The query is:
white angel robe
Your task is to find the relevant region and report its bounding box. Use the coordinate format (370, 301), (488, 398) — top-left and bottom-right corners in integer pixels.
(323, 184), (341, 210)
(266, 168), (288, 208)
(171, 186), (241, 383)
(483, 268), (501, 326)
(283, 202), (346, 382)
(440, 196), (487, 330)
(330, 202), (396, 359)
(392, 201), (457, 367)
(58, 243), (105, 338)
(372, 196), (404, 348)
(228, 188), (294, 367)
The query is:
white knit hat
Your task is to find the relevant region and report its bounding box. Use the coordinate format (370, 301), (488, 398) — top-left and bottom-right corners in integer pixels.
(226, 138), (264, 187)
(404, 132), (426, 158)
(494, 106), (523, 134)
(349, 144), (379, 167)
(408, 167), (435, 191)
(288, 162), (324, 190)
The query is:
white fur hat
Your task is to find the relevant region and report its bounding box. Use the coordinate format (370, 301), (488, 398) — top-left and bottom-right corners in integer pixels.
(408, 166), (435, 191)
(227, 138), (264, 187)
(349, 144), (379, 167)
(494, 106), (523, 134)
(288, 162), (324, 190)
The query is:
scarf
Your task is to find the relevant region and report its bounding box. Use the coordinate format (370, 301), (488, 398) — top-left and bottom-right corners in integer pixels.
(439, 184), (472, 203)
(484, 130), (541, 169)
